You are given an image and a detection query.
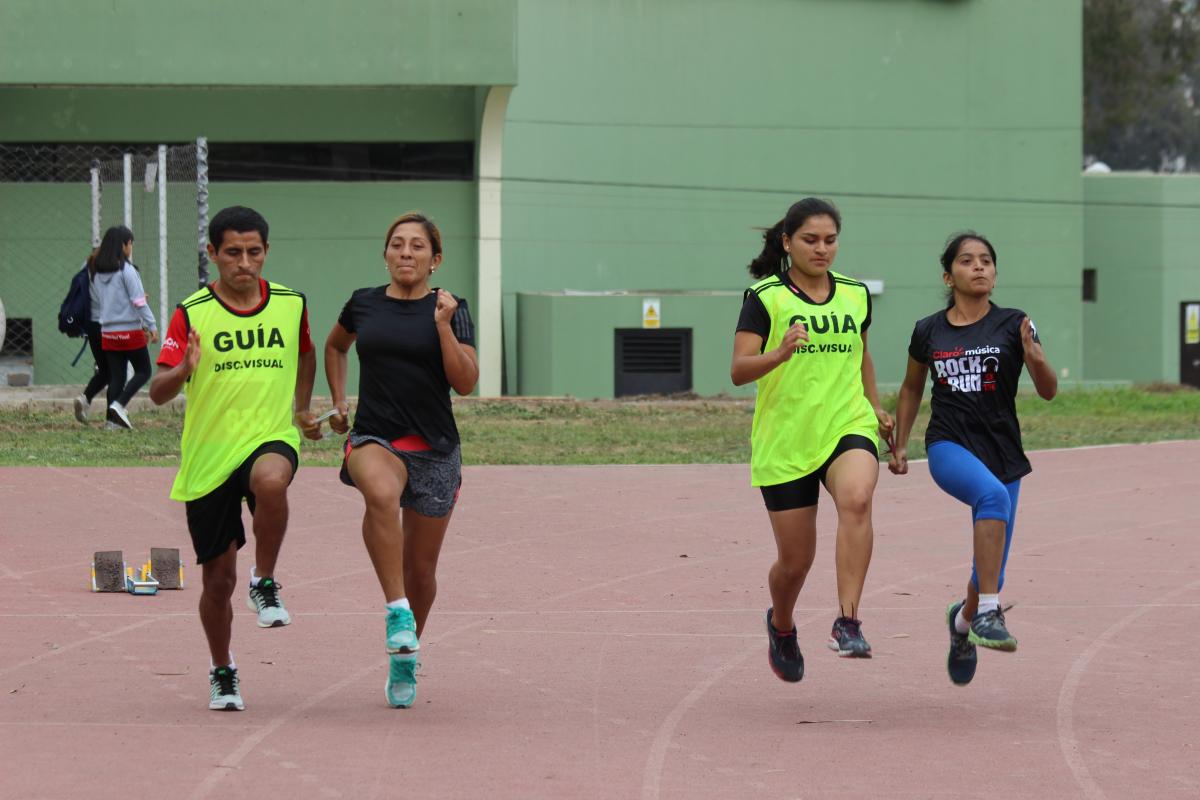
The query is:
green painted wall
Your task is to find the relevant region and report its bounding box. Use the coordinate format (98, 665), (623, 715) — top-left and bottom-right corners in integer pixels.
(1083, 174), (1200, 383)
(4, 0), (1092, 396)
(1, 0), (517, 86)
(516, 292), (741, 397)
(501, 0), (1084, 394)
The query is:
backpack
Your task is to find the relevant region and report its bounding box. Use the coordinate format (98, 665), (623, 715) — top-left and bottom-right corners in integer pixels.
(58, 265), (91, 338)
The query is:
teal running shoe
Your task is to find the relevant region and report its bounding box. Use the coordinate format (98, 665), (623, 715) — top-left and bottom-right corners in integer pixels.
(386, 655), (417, 708)
(946, 600), (978, 686)
(385, 607), (420, 654)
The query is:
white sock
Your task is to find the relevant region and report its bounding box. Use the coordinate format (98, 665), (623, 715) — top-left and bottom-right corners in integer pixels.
(954, 607), (970, 634)
(386, 597), (411, 611)
(211, 657), (237, 671)
(249, 566), (261, 587)
(977, 593), (1000, 614)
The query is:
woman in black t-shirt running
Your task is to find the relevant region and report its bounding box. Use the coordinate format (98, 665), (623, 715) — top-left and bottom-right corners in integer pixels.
(889, 232), (1057, 687)
(324, 211), (478, 708)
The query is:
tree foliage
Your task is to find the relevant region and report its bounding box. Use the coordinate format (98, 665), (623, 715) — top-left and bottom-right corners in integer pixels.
(1084, 0), (1200, 170)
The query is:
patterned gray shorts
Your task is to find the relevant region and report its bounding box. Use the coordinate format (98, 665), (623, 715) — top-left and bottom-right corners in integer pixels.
(339, 434), (462, 518)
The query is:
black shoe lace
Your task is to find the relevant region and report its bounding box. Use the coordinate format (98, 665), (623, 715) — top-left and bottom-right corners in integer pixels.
(213, 668), (237, 696)
(256, 580), (280, 608)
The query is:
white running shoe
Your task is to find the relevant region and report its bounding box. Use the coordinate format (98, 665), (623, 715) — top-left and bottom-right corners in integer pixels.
(247, 577), (291, 627)
(107, 401), (132, 429)
(73, 394), (88, 424)
(209, 666), (244, 711)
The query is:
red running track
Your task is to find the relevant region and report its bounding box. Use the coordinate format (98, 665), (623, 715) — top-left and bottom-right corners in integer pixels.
(1, 441), (1197, 799)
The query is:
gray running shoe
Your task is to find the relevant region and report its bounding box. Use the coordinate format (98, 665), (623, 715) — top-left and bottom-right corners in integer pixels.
(969, 607), (1017, 652)
(828, 616), (872, 658)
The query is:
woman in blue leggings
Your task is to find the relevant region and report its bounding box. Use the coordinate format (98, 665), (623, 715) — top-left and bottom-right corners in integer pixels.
(889, 231), (1057, 686)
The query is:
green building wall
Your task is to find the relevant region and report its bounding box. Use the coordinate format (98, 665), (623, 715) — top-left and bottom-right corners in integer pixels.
(4, 0), (1100, 396)
(1, 0), (517, 86)
(1083, 173), (1200, 384)
(500, 0), (1084, 395)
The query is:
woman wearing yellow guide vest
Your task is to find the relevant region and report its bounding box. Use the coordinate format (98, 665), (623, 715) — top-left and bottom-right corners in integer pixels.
(731, 198), (894, 683)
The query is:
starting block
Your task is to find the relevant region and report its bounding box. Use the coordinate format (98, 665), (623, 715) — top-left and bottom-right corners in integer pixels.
(150, 547), (184, 590)
(91, 548), (184, 594)
(91, 551), (126, 592)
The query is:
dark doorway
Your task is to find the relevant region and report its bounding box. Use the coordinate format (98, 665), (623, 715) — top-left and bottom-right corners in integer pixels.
(1182, 302), (1200, 389)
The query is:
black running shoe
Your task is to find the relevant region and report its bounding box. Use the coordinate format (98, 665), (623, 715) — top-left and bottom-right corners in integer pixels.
(827, 616), (872, 658)
(946, 600), (978, 686)
(765, 608), (804, 682)
(969, 607), (1017, 652)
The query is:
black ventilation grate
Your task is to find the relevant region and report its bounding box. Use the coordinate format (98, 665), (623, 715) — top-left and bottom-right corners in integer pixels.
(614, 328), (692, 396)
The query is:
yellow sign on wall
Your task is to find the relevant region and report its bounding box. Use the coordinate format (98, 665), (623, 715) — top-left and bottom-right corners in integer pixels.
(642, 298), (661, 329)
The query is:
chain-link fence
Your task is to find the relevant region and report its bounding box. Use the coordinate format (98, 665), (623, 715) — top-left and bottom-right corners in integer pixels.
(0, 141), (207, 385)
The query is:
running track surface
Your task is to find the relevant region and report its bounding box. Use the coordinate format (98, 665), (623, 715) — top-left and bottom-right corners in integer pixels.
(1, 442), (1197, 800)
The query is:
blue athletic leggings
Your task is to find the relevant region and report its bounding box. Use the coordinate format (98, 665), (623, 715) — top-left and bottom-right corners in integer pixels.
(926, 440), (1021, 593)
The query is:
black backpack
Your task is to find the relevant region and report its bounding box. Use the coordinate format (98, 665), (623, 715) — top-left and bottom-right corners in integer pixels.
(58, 265), (91, 338)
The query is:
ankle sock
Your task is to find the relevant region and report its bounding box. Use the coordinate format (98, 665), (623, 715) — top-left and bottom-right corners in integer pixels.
(386, 597), (411, 612)
(977, 594), (1000, 615)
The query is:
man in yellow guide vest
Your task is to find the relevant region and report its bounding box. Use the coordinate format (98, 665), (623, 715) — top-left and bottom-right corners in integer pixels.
(150, 206), (321, 712)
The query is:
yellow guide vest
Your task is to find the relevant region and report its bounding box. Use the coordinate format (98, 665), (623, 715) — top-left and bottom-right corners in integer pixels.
(169, 282), (304, 501)
(747, 270), (878, 486)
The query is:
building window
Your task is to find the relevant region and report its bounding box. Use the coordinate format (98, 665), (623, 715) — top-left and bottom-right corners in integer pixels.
(1083, 268), (1097, 302)
(207, 142), (474, 182)
(0, 142), (474, 182)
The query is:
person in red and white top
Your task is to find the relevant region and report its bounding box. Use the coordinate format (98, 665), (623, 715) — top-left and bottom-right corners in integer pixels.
(90, 225), (157, 429)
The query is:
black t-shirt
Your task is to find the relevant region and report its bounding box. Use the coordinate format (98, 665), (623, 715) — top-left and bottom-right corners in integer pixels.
(907, 304), (1039, 483)
(337, 286), (475, 452)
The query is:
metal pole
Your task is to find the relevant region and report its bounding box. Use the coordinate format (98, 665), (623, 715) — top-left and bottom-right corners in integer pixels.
(196, 137), (209, 288)
(158, 145), (169, 328)
(123, 153), (132, 229)
(90, 162), (101, 248)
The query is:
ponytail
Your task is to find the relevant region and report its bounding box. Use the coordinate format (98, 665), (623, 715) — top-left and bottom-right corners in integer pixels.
(747, 220), (787, 279)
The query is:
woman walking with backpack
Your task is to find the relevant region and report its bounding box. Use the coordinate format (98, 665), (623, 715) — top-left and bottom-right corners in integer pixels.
(69, 246), (110, 424)
(90, 225), (157, 429)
